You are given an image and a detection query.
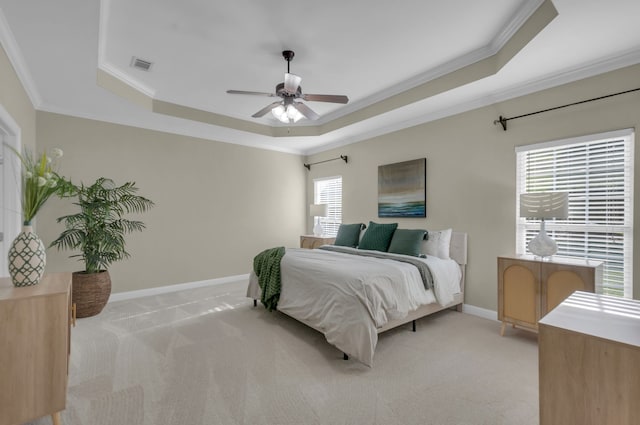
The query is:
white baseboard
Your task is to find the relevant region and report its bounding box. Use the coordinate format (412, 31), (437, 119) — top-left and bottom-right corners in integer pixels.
(462, 303), (498, 321)
(108, 276), (500, 322)
(109, 273), (250, 303)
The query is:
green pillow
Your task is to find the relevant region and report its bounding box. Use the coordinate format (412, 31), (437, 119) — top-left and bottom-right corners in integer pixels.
(358, 221), (398, 252)
(334, 223), (366, 247)
(388, 229), (427, 257)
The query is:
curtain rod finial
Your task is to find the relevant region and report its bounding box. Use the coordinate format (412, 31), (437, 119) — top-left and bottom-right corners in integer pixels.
(494, 116), (508, 131)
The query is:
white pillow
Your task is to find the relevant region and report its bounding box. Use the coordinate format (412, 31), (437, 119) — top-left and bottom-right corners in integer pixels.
(423, 228), (452, 259)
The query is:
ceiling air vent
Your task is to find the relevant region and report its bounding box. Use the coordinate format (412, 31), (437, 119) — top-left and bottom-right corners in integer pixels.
(130, 56), (153, 71)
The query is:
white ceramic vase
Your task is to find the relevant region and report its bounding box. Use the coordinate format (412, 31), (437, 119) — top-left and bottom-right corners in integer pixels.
(527, 220), (558, 258)
(7, 225), (46, 287)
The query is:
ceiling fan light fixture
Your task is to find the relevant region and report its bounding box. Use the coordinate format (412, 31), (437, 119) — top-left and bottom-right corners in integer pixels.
(272, 103), (303, 123)
(287, 104), (304, 123)
(271, 104), (286, 122)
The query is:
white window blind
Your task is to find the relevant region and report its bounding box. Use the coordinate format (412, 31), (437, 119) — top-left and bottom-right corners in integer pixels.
(516, 129), (634, 298)
(314, 176), (342, 237)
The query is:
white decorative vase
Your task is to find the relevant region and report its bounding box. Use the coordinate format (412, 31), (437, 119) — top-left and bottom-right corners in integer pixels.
(528, 220), (558, 258)
(7, 225), (46, 287)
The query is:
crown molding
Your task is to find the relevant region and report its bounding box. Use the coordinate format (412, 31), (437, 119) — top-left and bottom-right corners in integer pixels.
(98, 64), (157, 98)
(0, 7), (42, 108)
(98, 0), (110, 66)
(491, 47), (640, 104)
(490, 0), (545, 52)
(304, 48), (640, 155)
(36, 102), (305, 155)
(319, 0), (547, 125)
(318, 45), (493, 125)
(304, 95), (495, 155)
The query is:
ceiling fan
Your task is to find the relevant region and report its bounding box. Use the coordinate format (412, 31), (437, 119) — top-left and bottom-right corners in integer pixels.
(226, 50), (349, 123)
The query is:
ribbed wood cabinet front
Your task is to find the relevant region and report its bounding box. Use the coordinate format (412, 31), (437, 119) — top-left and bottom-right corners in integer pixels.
(498, 256), (601, 336)
(0, 272), (72, 425)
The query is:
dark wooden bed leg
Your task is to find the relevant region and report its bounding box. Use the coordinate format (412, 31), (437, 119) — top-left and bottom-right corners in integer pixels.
(253, 299), (257, 307)
(456, 304), (463, 312)
(412, 320), (416, 332)
(343, 353), (349, 360)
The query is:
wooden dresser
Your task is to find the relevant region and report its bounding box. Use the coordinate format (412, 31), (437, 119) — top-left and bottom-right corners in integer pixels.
(539, 291), (640, 424)
(0, 272), (73, 425)
(300, 235), (335, 249)
(497, 255), (602, 335)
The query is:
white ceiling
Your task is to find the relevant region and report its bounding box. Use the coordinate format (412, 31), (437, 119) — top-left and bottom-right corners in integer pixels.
(1, 0), (640, 155)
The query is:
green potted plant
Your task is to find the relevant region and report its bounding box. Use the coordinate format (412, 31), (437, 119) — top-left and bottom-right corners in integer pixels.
(50, 177), (154, 317)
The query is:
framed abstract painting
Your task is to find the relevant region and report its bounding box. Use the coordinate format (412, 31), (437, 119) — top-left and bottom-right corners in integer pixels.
(378, 158), (426, 217)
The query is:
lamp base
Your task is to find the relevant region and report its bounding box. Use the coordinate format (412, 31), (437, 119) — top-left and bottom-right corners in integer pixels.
(528, 220), (558, 258)
(313, 221), (324, 237)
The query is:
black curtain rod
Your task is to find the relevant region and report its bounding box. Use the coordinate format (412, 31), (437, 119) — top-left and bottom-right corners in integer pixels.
(304, 155), (348, 170)
(494, 87), (640, 131)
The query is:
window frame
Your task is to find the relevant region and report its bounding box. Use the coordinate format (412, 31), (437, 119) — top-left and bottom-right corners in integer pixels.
(313, 176), (342, 237)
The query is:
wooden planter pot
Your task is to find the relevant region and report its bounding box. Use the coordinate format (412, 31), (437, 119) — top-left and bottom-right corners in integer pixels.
(72, 270), (112, 318)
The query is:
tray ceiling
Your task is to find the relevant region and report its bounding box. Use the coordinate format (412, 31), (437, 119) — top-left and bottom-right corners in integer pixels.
(1, 0), (640, 154)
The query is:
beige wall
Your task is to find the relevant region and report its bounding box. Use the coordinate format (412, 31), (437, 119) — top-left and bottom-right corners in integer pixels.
(37, 112), (306, 293)
(0, 43), (36, 149)
(306, 63), (640, 311)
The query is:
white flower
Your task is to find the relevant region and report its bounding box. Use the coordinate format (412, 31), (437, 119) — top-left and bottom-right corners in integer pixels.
(44, 172), (52, 180)
(46, 157), (52, 164)
(48, 179), (57, 188)
(37, 176), (47, 187)
(25, 171), (33, 178)
(51, 148), (63, 159)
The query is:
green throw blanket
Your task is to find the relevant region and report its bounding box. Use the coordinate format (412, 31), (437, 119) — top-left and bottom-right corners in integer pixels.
(253, 246), (285, 311)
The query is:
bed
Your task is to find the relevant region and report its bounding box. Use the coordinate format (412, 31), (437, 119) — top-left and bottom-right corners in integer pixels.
(247, 231), (467, 366)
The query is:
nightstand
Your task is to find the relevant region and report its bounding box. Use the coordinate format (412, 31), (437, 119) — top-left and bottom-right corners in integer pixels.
(300, 235), (335, 249)
(497, 255), (602, 336)
(0, 272), (73, 425)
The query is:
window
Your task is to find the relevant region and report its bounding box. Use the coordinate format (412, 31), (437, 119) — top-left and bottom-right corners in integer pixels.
(516, 129), (634, 298)
(314, 176), (342, 237)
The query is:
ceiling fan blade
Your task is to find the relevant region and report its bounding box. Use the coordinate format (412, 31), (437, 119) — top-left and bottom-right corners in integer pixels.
(284, 73), (302, 94)
(302, 94), (349, 104)
(293, 102), (320, 121)
(227, 90), (278, 97)
(252, 101), (283, 118)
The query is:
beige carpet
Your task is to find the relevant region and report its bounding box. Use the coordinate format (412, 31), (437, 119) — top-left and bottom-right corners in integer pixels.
(27, 280), (539, 425)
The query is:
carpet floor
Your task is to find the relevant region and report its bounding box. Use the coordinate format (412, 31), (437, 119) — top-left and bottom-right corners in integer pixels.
(27, 279), (539, 425)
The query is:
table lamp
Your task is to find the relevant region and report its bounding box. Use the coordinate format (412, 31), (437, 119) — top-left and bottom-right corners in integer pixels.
(520, 192), (568, 257)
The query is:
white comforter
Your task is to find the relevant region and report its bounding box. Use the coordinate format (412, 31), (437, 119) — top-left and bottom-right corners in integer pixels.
(248, 247), (461, 366)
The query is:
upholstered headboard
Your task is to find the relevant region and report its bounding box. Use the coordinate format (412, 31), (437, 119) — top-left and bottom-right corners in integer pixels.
(450, 231), (467, 266)
(450, 231), (467, 295)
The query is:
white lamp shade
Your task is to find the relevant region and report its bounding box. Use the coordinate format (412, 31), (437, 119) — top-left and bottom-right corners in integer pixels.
(520, 192), (568, 219)
(309, 203), (328, 217)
